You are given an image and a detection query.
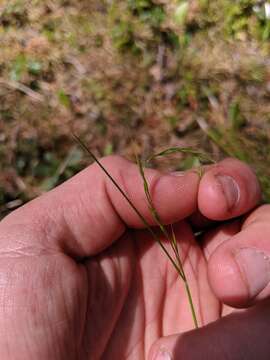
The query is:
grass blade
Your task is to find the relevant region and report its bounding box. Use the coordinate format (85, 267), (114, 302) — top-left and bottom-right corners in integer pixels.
(137, 154), (199, 328)
(73, 134), (184, 277)
(170, 225), (198, 328)
(74, 134), (199, 329)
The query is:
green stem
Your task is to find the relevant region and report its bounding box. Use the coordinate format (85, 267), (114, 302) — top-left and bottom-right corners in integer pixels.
(138, 154), (199, 329)
(183, 278), (198, 329)
(171, 226), (199, 329)
(74, 134), (199, 329)
(73, 134), (184, 276)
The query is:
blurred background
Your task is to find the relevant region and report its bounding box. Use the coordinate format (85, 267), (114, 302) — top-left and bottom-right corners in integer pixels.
(0, 0), (270, 218)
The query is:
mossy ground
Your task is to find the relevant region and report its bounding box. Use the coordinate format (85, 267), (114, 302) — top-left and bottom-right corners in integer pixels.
(0, 0), (270, 217)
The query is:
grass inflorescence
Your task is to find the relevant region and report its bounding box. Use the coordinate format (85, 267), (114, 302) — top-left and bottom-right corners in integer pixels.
(73, 134), (218, 329)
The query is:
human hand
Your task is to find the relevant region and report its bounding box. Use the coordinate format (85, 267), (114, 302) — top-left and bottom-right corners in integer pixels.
(0, 156), (266, 359)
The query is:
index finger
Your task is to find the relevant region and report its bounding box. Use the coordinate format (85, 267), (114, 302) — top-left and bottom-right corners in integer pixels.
(0, 156), (199, 259)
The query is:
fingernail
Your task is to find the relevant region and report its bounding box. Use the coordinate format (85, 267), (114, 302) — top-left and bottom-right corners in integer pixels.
(216, 175), (240, 210)
(154, 349), (172, 360)
(235, 248), (270, 298)
(170, 171), (185, 177)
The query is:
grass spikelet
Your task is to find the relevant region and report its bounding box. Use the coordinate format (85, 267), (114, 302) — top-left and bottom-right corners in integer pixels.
(73, 135), (215, 329)
(147, 147), (216, 165)
(137, 154), (198, 328)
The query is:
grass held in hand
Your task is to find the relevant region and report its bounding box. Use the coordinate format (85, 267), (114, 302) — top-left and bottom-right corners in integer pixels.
(74, 135), (215, 329)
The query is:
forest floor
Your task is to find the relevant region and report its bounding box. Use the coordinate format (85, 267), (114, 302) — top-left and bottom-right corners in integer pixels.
(0, 0), (270, 218)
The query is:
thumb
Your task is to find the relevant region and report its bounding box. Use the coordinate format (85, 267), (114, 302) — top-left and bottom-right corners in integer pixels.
(207, 205), (270, 307)
(149, 299), (270, 360)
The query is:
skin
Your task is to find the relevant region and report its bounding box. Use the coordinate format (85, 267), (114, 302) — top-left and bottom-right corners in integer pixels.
(0, 156), (269, 360)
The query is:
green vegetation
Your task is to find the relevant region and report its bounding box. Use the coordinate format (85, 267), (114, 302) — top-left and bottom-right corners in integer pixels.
(0, 0), (270, 217)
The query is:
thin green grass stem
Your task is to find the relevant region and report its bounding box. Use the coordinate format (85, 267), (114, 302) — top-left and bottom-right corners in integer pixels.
(74, 134), (199, 329)
(137, 154), (199, 329)
(74, 135), (184, 277)
(184, 279), (199, 329)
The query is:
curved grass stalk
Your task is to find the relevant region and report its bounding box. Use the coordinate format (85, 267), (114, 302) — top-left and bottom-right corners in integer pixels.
(73, 135), (183, 276)
(74, 135), (205, 329)
(147, 147), (215, 165)
(137, 155), (198, 328)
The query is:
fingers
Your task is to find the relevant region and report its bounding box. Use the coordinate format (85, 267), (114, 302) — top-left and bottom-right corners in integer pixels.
(0, 156), (199, 258)
(0, 156), (261, 261)
(207, 205), (270, 307)
(198, 158), (261, 221)
(149, 299), (270, 360)
(203, 220), (241, 261)
(197, 158), (264, 308)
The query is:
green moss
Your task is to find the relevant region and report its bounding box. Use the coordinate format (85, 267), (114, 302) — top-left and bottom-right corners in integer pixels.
(9, 54), (43, 81)
(112, 20), (139, 53)
(128, 0), (166, 27)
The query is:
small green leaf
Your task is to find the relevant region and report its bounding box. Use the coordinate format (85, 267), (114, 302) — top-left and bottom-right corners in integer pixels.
(57, 89), (71, 108)
(179, 155), (201, 171)
(10, 54), (27, 81)
(174, 2), (189, 26)
(228, 101), (246, 130)
(104, 143), (114, 156)
(27, 60), (42, 75)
